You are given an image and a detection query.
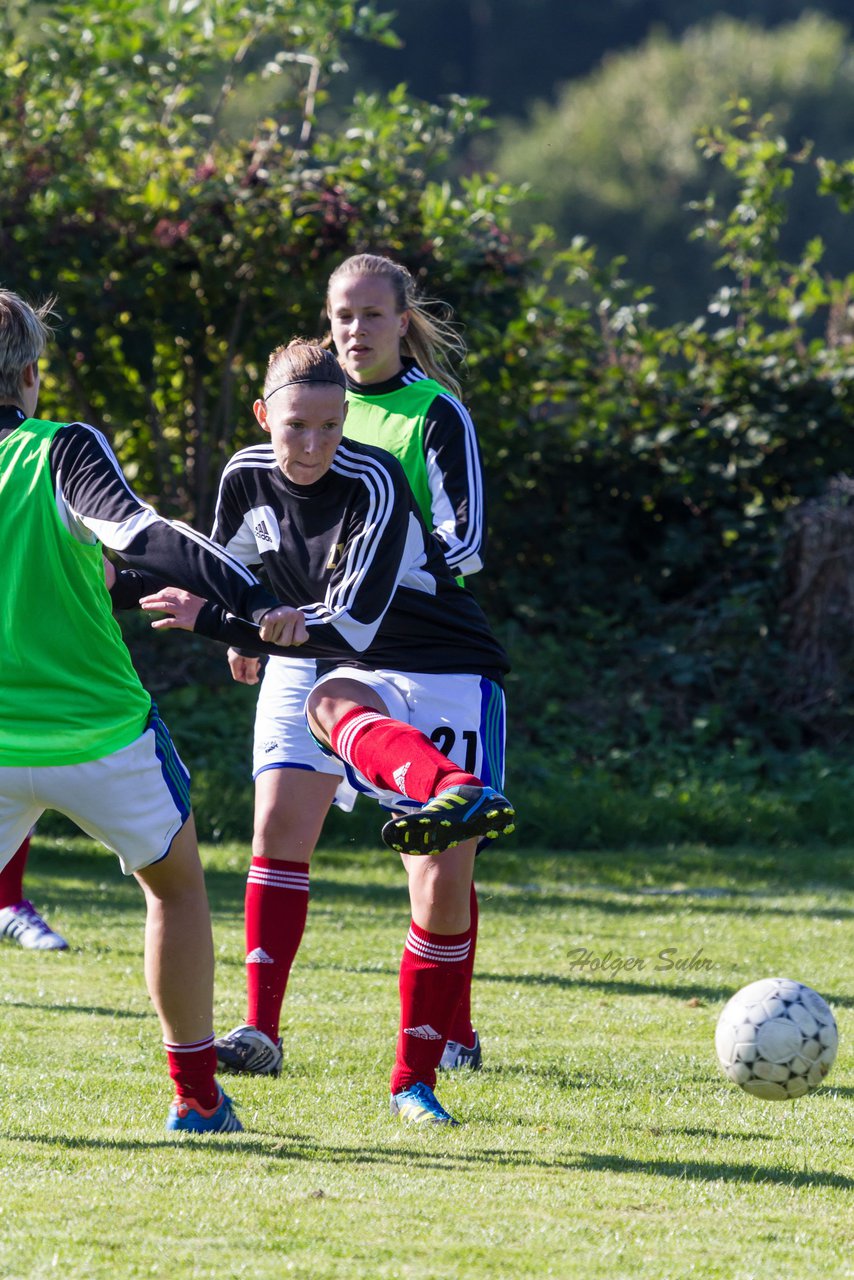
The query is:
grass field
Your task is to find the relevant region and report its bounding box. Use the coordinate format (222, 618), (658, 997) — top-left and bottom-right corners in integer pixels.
(2, 834), (853, 1280)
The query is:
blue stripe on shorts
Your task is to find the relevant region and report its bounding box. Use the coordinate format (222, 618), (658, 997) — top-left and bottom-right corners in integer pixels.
(478, 678), (506, 788)
(254, 761), (318, 778)
(148, 705), (191, 822)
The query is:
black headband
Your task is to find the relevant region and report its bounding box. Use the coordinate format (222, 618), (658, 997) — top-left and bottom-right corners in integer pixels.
(265, 375), (345, 400)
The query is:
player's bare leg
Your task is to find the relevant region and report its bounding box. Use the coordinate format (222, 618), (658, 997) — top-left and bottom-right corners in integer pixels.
(135, 815), (240, 1132)
(253, 767), (338, 864)
(135, 814), (214, 1043)
(215, 768), (339, 1078)
(403, 839), (477, 935)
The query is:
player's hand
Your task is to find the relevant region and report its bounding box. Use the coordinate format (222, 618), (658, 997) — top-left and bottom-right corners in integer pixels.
(139, 587), (206, 631)
(227, 648), (261, 685)
(259, 605), (308, 647)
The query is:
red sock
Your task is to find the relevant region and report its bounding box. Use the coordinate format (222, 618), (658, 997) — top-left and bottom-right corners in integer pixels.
(331, 707), (479, 803)
(165, 1036), (218, 1108)
(391, 920), (473, 1093)
(446, 883), (479, 1046)
(0, 836), (29, 909)
(245, 856), (310, 1042)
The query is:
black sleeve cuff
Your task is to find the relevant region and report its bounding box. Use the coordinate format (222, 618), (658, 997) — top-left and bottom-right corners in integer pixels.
(245, 584), (282, 624)
(109, 568), (173, 610)
(194, 601), (268, 655)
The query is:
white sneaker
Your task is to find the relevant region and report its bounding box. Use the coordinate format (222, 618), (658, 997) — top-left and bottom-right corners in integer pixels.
(439, 1030), (482, 1071)
(0, 900), (69, 951)
(214, 1024), (283, 1076)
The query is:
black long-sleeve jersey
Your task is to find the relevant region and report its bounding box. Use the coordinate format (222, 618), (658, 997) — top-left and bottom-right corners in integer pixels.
(0, 405), (280, 623)
(197, 436), (508, 680)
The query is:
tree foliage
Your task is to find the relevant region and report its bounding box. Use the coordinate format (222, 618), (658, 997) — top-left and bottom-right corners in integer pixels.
(344, 0), (854, 121)
(496, 14), (854, 320)
(0, 0), (513, 524)
(481, 104), (854, 756)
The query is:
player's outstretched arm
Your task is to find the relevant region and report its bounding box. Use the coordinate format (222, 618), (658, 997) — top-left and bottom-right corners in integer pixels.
(51, 422), (281, 624)
(140, 588), (308, 648)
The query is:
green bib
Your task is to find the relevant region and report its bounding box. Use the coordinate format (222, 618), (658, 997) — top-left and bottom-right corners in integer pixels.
(0, 418), (150, 765)
(343, 378), (445, 527)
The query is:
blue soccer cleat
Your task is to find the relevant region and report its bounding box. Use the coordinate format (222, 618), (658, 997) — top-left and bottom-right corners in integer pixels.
(166, 1085), (242, 1134)
(390, 1082), (460, 1126)
(381, 784), (515, 856)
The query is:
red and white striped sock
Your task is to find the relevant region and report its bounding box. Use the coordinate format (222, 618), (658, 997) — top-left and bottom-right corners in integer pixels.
(331, 706), (479, 803)
(446, 883), (479, 1047)
(391, 919), (473, 1093)
(164, 1035), (218, 1108)
(244, 856), (310, 1042)
(0, 835), (29, 909)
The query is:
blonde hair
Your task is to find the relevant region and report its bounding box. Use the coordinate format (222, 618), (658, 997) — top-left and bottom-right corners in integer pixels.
(326, 254), (466, 399)
(0, 289), (56, 401)
(264, 338), (346, 399)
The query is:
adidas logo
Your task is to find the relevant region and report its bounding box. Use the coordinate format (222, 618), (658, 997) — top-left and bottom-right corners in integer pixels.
(264, 739), (279, 754)
(254, 519), (273, 544)
(392, 762), (412, 796)
(245, 947), (274, 965)
(403, 1024), (442, 1040)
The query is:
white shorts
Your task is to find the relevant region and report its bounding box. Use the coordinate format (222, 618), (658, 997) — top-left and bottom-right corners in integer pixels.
(310, 667), (507, 813)
(252, 657), (358, 812)
(0, 709), (191, 876)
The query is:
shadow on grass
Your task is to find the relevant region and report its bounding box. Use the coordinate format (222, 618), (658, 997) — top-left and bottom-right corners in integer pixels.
(5, 1130), (555, 1171)
(213, 874), (854, 923)
(472, 969), (738, 1004)
(1, 999), (146, 1019)
(10, 1131), (852, 1188)
(655, 1125), (777, 1142)
(257, 958), (854, 1013)
(574, 1150), (854, 1189)
(475, 970), (854, 1011)
(478, 890), (854, 922)
(298, 960), (737, 1003)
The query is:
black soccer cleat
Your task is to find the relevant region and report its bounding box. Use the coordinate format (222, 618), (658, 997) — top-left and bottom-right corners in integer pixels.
(214, 1024), (283, 1077)
(439, 1030), (483, 1071)
(381, 784), (516, 856)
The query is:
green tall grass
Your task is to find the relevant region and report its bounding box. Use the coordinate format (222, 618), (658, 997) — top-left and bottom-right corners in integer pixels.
(1, 835), (852, 1279)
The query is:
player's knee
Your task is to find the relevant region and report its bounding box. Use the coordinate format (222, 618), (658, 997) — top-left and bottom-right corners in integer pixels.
(135, 852), (206, 904)
(252, 810), (314, 861)
(305, 691), (344, 744)
(409, 864), (472, 922)
(307, 679), (388, 740)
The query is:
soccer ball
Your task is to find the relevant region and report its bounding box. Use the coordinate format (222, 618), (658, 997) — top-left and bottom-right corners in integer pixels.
(715, 977), (838, 1100)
